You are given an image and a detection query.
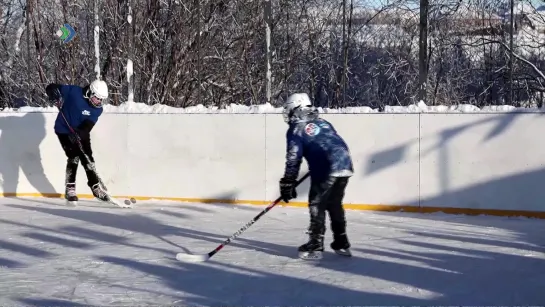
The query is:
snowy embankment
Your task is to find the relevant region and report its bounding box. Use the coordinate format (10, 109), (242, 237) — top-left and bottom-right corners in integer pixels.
(1, 100), (544, 113)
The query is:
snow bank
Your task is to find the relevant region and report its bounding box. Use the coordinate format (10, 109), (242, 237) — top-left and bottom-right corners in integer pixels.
(0, 100), (543, 113)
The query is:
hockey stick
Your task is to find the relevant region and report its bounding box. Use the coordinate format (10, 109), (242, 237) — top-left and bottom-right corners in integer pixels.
(175, 172), (311, 263)
(54, 96), (130, 208)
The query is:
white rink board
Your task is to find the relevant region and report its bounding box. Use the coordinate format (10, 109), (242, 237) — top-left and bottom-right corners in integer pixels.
(418, 113), (545, 212)
(1, 111), (545, 212)
(125, 114), (268, 200)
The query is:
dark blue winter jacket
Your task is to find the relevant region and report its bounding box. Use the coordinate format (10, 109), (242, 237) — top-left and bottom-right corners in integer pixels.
(283, 117), (353, 182)
(47, 84), (103, 136)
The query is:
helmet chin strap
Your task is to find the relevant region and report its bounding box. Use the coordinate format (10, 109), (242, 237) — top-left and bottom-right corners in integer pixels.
(83, 88), (102, 107)
(89, 96), (102, 107)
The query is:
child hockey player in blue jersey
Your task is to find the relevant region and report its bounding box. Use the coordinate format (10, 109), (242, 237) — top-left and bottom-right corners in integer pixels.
(45, 80), (109, 205)
(279, 93), (354, 260)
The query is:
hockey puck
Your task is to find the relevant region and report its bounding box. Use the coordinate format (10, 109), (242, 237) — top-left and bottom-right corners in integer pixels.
(123, 198), (136, 206)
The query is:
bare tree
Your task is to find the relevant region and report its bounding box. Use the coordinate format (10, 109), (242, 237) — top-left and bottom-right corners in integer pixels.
(1, 0), (543, 109)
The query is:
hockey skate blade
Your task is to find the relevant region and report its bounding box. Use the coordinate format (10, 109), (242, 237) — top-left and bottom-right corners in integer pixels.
(298, 251), (323, 260)
(65, 200), (77, 207)
(334, 248), (352, 257)
(175, 252), (210, 263)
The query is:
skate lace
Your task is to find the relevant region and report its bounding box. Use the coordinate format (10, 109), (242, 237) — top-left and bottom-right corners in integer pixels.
(92, 184), (107, 198)
(66, 187), (76, 197)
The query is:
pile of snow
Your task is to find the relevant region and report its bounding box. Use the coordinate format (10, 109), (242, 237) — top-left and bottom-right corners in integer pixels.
(1, 100), (543, 114)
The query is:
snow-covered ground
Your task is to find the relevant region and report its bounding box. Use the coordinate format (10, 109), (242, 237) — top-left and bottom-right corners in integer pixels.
(2, 100), (545, 114)
(0, 197), (544, 305)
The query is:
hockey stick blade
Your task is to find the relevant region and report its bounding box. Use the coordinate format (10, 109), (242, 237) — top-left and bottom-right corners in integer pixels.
(175, 172), (310, 262)
(175, 252), (210, 263)
(106, 197), (132, 208)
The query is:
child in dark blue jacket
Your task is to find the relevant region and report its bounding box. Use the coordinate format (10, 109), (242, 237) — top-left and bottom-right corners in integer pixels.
(279, 93), (353, 260)
(45, 80), (109, 205)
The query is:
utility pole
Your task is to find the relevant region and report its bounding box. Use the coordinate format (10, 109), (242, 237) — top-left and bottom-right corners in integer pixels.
(264, 0), (272, 104)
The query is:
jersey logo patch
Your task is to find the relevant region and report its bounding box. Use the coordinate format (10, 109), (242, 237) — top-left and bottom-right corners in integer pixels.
(82, 110), (90, 116)
(304, 123), (321, 136)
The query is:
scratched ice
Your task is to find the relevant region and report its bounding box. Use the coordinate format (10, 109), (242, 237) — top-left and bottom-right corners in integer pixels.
(0, 197), (544, 306)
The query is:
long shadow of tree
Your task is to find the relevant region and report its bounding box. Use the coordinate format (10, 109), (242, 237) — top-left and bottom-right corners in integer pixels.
(324, 211), (545, 305)
(95, 255), (426, 306)
(1, 199), (544, 305)
(3, 203), (298, 258)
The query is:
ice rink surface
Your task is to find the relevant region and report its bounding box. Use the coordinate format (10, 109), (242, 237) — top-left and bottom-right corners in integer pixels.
(0, 197), (544, 306)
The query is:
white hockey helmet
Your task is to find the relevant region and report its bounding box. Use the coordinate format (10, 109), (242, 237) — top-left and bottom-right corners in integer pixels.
(282, 93), (314, 123)
(87, 80), (109, 107)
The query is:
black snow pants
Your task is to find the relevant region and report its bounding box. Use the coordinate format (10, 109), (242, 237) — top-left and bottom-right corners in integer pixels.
(57, 133), (100, 188)
(307, 176), (349, 236)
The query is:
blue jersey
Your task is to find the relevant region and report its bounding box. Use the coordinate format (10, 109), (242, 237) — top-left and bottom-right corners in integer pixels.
(54, 85), (103, 134)
(283, 118), (353, 182)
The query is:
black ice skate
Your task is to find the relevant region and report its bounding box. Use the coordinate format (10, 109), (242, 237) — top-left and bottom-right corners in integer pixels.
(298, 234), (324, 260)
(90, 183), (131, 208)
(331, 233), (352, 257)
(65, 183), (78, 206)
(91, 183), (110, 202)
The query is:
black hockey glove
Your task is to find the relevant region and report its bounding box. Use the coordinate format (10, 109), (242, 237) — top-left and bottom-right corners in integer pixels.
(69, 119), (94, 144)
(48, 88), (61, 102)
(45, 84), (62, 107)
(279, 177), (297, 203)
